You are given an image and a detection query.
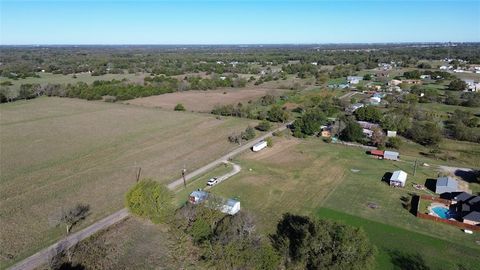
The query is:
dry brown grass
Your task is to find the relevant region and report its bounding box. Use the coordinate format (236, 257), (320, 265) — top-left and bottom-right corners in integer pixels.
(0, 97), (254, 267)
(126, 87), (282, 112)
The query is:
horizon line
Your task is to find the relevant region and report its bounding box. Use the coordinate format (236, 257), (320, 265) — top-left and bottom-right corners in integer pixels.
(1, 41), (479, 46)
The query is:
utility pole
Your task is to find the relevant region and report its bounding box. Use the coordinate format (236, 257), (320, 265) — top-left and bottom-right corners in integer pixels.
(136, 167), (142, 182)
(182, 165), (187, 188)
(413, 159), (418, 176)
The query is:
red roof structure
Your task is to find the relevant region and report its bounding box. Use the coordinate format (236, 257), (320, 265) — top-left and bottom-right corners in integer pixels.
(370, 150), (384, 156)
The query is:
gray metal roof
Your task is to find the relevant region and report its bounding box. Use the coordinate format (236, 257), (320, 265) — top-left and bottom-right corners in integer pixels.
(454, 192), (473, 202)
(436, 176), (458, 188)
(463, 211), (480, 222)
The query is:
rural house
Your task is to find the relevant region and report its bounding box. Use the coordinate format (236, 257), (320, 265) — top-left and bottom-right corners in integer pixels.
(347, 76), (363, 85)
(435, 176), (458, 194)
(390, 170), (407, 187)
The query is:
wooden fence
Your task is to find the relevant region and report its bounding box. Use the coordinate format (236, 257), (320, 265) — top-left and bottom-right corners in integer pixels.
(417, 213), (480, 231)
(416, 195), (480, 231)
(419, 195), (451, 206)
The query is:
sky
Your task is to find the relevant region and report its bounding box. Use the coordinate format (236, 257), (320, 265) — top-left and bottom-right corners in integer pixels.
(0, 0), (479, 45)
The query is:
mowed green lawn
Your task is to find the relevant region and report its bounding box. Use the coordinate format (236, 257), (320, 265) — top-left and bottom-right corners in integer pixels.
(0, 97), (254, 267)
(207, 137), (480, 269)
(317, 208), (480, 270)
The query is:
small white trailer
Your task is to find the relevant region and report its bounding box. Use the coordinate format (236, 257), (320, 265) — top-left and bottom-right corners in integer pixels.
(252, 140), (268, 152)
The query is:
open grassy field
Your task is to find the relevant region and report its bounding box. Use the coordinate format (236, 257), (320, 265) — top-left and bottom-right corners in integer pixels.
(0, 97), (255, 267)
(0, 72), (147, 96)
(205, 137), (480, 269)
(317, 208), (480, 270)
(126, 87), (284, 112)
(211, 137), (345, 231)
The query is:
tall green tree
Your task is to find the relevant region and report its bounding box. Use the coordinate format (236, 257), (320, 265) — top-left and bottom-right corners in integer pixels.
(271, 213), (376, 270)
(125, 179), (174, 224)
(340, 119), (364, 142)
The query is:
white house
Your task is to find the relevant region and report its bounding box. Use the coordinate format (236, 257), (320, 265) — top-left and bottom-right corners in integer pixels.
(347, 76), (363, 85)
(387, 131), (397, 137)
(252, 140), (268, 152)
(369, 96), (381, 104)
(362, 129), (373, 138)
(463, 79), (479, 92)
(390, 170), (407, 187)
(220, 199), (241, 215)
(388, 79), (402, 86)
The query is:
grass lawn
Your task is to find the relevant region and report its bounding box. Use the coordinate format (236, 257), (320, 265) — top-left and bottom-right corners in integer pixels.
(419, 102), (480, 116)
(0, 97), (255, 268)
(317, 208), (480, 270)
(399, 136), (480, 168)
(210, 137), (345, 232)
(204, 137), (480, 268)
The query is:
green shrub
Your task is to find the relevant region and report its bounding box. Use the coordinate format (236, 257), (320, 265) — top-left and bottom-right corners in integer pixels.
(256, 120), (272, 131)
(266, 137), (273, 147)
(386, 136), (402, 149)
(242, 126), (256, 140)
(125, 179), (173, 224)
(174, 103), (186, 111)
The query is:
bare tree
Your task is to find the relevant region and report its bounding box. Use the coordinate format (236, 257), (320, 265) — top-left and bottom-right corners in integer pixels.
(58, 203), (90, 235)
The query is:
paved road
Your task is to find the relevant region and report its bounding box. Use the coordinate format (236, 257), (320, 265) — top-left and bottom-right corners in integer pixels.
(9, 123), (289, 270)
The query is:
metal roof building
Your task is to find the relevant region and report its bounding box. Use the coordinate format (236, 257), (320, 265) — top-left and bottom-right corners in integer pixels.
(435, 176), (458, 194)
(390, 170), (408, 187)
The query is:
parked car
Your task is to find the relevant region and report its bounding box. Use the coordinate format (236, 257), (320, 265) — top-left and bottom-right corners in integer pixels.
(207, 177), (218, 186)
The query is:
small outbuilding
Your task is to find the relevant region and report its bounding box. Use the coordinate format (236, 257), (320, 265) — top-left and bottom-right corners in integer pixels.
(220, 198), (241, 215)
(370, 149), (384, 158)
(435, 176), (458, 194)
(387, 131), (397, 137)
(383, 151), (399, 161)
(189, 190), (209, 205)
(252, 140), (268, 152)
(390, 170), (408, 187)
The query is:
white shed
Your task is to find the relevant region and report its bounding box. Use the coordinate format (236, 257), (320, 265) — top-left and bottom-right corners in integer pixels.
(390, 170), (407, 187)
(384, 151), (399, 161)
(252, 140), (268, 152)
(220, 199), (241, 215)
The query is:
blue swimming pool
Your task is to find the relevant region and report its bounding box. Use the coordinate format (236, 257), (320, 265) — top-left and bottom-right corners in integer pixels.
(431, 206), (454, 219)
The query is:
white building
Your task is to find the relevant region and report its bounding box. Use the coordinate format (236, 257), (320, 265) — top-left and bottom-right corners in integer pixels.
(387, 131), (397, 137)
(370, 96), (381, 104)
(390, 170), (407, 187)
(220, 199), (241, 215)
(252, 140), (268, 152)
(347, 76), (363, 85)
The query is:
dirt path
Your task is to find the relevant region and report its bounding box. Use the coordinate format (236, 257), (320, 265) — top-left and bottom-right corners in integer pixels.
(8, 123), (290, 270)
